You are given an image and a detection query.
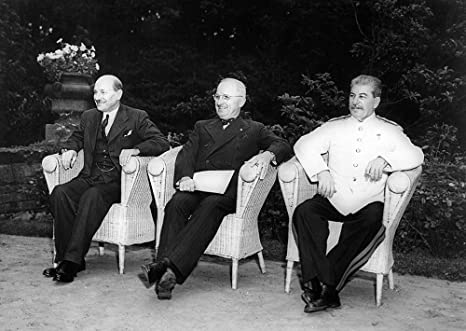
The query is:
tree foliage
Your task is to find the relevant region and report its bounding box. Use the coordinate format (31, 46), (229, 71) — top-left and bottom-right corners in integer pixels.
(0, 0), (51, 146)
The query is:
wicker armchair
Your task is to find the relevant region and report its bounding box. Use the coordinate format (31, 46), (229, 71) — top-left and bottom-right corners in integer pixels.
(42, 150), (155, 274)
(147, 146), (277, 289)
(278, 156), (422, 306)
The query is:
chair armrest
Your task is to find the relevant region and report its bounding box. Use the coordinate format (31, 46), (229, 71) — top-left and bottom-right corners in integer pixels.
(42, 150), (84, 193)
(383, 166), (422, 231)
(235, 161), (278, 217)
(147, 146), (182, 209)
(278, 156), (318, 218)
(120, 156), (154, 207)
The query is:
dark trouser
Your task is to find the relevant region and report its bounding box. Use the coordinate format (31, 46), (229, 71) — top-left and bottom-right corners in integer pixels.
(50, 177), (120, 265)
(157, 191), (236, 284)
(293, 195), (385, 291)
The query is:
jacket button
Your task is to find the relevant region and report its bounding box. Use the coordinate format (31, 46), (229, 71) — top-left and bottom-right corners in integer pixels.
(206, 160), (210, 164)
(357, 138), (362, 142)
(356, 148), (361, 153)
(358, 127), (363, 131)
(353, 177), (357, 181)
(353, 163), (358, 167)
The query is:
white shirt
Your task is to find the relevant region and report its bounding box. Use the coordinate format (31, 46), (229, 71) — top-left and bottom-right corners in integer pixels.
(294, 113), (424, 215)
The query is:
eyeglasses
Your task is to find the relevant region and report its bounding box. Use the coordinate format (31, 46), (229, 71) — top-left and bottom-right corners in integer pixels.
(212, 94), (244, 101)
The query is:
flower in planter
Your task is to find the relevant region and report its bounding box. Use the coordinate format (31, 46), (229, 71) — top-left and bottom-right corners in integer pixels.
(37, 38), (100, 82)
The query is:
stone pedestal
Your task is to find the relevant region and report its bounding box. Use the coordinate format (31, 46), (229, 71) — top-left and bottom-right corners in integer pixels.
(44, 73), (94, 143)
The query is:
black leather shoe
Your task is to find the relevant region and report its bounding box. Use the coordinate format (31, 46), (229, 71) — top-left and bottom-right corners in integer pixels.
(53, 261), (84, 283)
(301, 287), (322, 305)
(304, 285), (341, 313)
(43, 267), (57, 278)
(141, 260), (167, 286)
(155, 268), (177, 300)
(44, 261), (85, 278)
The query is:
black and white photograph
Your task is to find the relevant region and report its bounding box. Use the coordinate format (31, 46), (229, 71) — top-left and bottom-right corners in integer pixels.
(0, 0), (464, 330)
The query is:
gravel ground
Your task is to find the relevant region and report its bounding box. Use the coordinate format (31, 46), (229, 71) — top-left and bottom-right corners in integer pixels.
(0, 234), (465, 331)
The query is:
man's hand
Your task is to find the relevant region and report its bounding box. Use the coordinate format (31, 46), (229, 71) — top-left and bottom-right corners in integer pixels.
(365, 157), (388, 181)
(119, 148), (140, 166)
(317, 170), (336, 198)
(61, 150), (77, 170)
(245, 151), (275, 179)
(177, 176), (195, 192)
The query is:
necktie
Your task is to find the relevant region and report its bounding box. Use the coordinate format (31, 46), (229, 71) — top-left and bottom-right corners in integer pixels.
(101, 114), (109, 136)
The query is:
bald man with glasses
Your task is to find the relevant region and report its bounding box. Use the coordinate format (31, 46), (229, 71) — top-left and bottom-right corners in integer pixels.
(142, 77), (292, 300)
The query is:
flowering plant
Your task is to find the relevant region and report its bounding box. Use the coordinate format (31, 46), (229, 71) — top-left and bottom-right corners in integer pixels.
(37, 38), (100, 81)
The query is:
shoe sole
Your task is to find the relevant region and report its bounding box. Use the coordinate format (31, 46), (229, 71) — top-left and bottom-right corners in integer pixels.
(53, 274), (76, 283)
(156, 276), (176, 300)
(304, 303), (341, 314)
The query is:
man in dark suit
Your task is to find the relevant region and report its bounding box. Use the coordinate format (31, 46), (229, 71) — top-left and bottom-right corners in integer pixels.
(43, 74), (170, 283)
(141, 77), (292, 300)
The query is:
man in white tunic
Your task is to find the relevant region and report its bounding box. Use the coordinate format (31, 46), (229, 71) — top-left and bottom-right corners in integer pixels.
(293, 74), (424, 313)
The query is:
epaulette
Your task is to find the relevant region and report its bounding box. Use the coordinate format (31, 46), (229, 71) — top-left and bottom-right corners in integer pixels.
(376, 115), (402, 128)
(328, 114), (351, 122)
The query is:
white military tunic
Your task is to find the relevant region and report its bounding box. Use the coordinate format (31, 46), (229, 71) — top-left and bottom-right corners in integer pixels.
(294, 113), (424, 215)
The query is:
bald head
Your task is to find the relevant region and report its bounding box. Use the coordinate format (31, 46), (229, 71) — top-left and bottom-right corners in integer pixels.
(95, 74), (123, 92)
(218, 78), (246, 97)
(93, 74), (123, 113)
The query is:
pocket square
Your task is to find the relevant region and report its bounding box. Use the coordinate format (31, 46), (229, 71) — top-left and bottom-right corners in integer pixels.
(123, 130), (133, 137)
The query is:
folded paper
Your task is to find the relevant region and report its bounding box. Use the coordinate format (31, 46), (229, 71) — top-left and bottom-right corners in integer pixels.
(193, 170), (235, 194)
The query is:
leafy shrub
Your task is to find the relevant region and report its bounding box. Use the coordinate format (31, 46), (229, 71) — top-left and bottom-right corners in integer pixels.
(397, 124), (466, 258)
(277, 73), (346, 145)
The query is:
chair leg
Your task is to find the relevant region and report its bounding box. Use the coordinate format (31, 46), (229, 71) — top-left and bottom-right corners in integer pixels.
(285, 260), (294, 294)
(376, 273), (384, 307)
(388, 269), (394, 290)
(98, 243), (105, 256)
(118, 245), (125, 274)
(257, 251), (266, 274)
(53, 242), (58, 268)
(232, 258), (239, 290)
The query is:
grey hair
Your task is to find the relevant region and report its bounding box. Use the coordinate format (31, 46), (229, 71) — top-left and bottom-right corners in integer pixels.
(351, 74), (382, 97)
(219, 77), (246, 97)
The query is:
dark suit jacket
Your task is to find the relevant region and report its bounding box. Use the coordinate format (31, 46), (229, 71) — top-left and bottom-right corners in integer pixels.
(174, 117), (292, 198)
(62, 104), (170, 178)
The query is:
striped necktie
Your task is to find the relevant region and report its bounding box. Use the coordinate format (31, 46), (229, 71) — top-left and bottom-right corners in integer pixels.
(101, 114), (109, 136)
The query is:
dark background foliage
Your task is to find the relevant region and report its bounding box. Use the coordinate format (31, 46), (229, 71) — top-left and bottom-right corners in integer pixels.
(1, 0), (465, 258)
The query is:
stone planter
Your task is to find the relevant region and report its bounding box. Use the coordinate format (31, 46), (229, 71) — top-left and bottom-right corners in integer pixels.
(44, 73), (94, 143)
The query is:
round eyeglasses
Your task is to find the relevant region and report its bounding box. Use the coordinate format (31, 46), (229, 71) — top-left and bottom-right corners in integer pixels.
(212, 94), (244, 101)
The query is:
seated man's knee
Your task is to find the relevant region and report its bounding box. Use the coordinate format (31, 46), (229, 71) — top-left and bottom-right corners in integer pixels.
(50, 184), (68, 201)
(293, 201), (309, 227)
(165, 192), (196, 214)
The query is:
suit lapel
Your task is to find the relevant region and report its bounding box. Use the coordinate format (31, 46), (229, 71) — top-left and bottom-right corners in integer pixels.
(106, 104), (129, 144)
(89, 109), (102, 155)
(205, 117), (249, 158)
